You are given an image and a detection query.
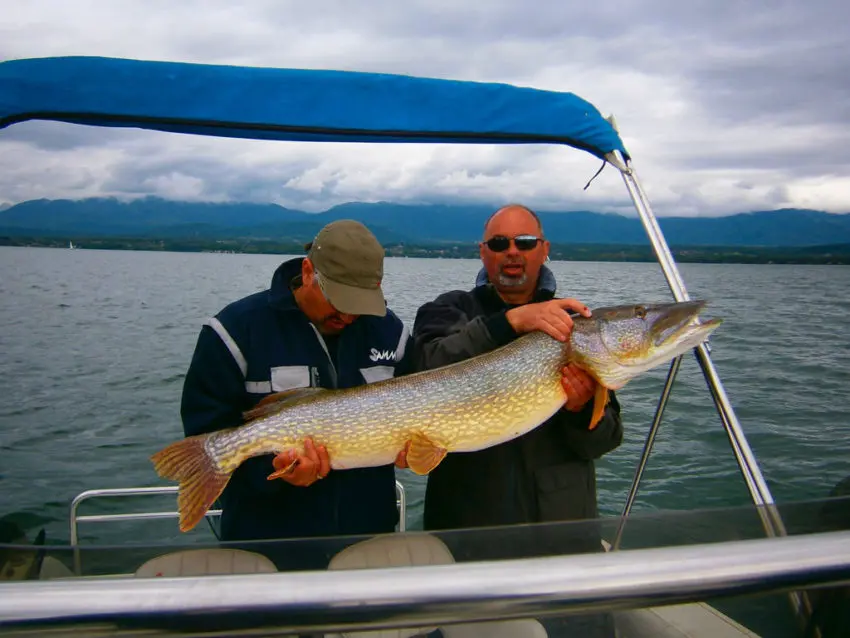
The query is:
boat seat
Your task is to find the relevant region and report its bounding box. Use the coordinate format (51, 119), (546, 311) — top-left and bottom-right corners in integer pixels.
(326, 533), (453, 638)
(326, 533), (547, 638)
(439, 619), (548, 638)
(328, 532), (456, 572)
(134, 548), (277, 578)
(38, 556), (75, 579)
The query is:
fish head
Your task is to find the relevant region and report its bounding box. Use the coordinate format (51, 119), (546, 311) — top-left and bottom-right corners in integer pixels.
(573, 300), (722, 389)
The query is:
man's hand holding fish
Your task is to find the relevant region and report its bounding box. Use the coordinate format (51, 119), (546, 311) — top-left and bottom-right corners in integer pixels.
(505, 297), (592, 342)
(269, 438), (330, 486)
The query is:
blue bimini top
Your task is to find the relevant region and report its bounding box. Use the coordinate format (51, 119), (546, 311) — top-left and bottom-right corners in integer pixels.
(0, 56), (628, 160)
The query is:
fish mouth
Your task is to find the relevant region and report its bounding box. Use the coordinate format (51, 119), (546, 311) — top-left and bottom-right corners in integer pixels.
(584, 300), (723, 390)
(651, 300), (722, 351)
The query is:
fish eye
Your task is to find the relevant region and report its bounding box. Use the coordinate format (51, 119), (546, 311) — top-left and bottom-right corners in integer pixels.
(634, 305), (647, 319)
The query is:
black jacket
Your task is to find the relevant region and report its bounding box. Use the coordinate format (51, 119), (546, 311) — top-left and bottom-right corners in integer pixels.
(181, 257), (411, 543)
(412, 266), (623, 532)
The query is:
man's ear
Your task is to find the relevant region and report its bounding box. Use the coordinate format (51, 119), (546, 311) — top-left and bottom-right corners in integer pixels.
(302, 257), (315, 285)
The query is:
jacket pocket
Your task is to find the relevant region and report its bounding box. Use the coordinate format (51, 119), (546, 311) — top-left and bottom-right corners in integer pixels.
(534, 462), (596, 522)
(270, 365), (311, 391)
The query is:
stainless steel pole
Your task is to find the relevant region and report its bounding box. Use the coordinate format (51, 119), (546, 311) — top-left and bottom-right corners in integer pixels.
(618, 163), (779, 516)
(615, 159), (813, 626)
(613, 356), (683, 550)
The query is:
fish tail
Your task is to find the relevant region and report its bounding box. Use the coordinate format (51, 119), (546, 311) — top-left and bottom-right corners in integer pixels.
(150, 436), (232, 532)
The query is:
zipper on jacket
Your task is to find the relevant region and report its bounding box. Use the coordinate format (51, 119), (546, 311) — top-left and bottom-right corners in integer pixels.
(308, 322), (342, 534)
(309, 324), (338, 389)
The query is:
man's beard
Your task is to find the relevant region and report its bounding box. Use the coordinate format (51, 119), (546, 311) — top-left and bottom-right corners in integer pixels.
(497, 272), (528, 287)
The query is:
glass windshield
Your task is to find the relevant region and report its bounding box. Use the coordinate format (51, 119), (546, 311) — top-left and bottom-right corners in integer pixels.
(2, 495), (848, 638)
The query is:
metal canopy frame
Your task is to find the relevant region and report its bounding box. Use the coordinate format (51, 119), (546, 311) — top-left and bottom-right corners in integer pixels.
(606, 153), (782, 539)
(0, 56), (816, 631)
(603, 142), (809, 624)
(0, 58), (778, 527)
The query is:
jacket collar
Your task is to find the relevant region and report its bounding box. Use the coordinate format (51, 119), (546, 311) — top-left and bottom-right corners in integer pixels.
(268, 257), (306, 312)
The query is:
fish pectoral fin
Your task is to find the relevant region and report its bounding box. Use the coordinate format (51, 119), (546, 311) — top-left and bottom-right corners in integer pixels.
(405, 433), (448, 475)
(266, 459), (299, 481)
(588, 385), (610, 430)
(242, 388), (328, 421)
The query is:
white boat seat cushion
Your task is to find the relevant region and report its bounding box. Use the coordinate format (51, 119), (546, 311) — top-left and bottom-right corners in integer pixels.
(327, 533), (455, 638)
(326, 535), (548, 638)
(134, 548), (277, 578)
(439, 619), (548, 638)
(329, 533), (455, 571)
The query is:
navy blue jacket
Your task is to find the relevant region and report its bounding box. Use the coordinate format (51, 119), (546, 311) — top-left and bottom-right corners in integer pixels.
(180, 258), (411, 542)
(412, 266), (623, 535)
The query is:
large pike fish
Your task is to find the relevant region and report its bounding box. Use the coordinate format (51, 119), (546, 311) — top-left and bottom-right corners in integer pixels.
(152, 300), (721, 531)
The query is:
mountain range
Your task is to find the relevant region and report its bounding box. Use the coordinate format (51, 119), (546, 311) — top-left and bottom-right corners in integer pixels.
(2, 197), (850, 247)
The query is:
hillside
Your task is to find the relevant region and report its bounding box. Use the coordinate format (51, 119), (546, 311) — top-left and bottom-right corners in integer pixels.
(1, 197), (849, 247)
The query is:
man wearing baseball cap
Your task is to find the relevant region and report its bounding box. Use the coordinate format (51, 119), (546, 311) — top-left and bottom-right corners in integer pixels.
(303, 219), (388, 319)
(180, 219), (411, 564)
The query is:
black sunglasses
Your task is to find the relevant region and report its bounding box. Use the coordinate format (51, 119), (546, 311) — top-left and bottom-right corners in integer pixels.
(484, 234), (543, 252)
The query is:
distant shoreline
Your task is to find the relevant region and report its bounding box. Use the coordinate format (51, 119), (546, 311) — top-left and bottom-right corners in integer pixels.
(2, 236), (849, 265)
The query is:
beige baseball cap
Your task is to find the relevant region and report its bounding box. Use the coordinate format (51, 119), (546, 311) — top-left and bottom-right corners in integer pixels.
(307, 220), (387, 317)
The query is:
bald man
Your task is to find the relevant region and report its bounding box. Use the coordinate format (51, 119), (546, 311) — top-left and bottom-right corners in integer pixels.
(412, 204), (623, 533)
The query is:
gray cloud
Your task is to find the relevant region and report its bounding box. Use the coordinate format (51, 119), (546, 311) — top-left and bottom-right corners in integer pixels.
(0, 121), (143, 151)
(1, 1), (848, 216)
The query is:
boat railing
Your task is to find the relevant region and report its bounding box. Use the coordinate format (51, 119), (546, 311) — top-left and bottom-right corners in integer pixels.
(2, 529), (847, 636)
(69, 481), (407, 574)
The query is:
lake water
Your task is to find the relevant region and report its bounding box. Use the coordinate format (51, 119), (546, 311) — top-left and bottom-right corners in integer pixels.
(1, 246), (849, 547)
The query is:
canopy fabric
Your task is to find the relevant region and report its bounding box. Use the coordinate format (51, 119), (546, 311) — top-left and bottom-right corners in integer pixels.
(0, 56), (627, 160)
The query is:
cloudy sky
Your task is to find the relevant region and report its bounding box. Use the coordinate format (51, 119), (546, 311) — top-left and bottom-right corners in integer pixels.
(1, 0), (848, 216)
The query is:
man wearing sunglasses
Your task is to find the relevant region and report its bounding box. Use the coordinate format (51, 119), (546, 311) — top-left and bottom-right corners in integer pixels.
(411, 203), (623, 533)
(410, 204), (623, 636)
(179, 220), (410, 566)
